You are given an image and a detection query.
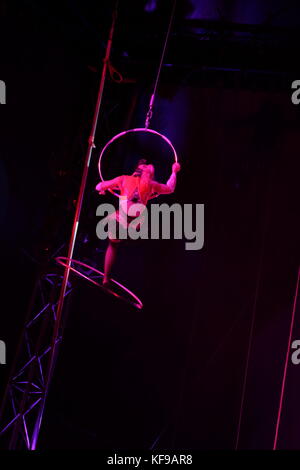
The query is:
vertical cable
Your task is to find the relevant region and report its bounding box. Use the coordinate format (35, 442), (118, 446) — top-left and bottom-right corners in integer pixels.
(234, 252), (264, 449)
(145, 0), (177, 128)
(273, 266), (300, 450)
(235, 177), (271, 449)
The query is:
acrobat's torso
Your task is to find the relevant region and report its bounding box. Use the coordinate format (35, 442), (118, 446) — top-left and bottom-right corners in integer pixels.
(120, 175), (153, 206)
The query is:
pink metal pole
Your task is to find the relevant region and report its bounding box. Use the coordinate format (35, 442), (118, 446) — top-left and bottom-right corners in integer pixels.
(30, 3), (119, 450)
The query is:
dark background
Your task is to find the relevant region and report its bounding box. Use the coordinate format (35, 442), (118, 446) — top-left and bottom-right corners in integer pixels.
(0, 0), (300, 450)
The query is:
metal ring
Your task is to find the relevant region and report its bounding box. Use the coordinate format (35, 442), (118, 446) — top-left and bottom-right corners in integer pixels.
(98, 127), (178, 197)
(56, 257), (143, 310)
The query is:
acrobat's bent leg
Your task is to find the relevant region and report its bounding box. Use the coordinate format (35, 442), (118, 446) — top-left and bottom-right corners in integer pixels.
(103, 239), (121, 286)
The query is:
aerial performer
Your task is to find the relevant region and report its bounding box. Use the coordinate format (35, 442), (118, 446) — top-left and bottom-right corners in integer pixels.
(56, 0), (179, 309)
(95, 159), (181, 288)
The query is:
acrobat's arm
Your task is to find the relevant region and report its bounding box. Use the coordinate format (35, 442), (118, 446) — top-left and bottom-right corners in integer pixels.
(95, 175), (124, 194)
(151, 162), (181, 196)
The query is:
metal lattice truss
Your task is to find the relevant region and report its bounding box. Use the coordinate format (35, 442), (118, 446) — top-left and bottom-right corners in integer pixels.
(0, 270), (73, 449)
(0, 257), (105, 449)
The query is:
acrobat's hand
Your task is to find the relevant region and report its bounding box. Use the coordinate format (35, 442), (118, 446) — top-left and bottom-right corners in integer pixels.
(172, 162), (181, 173)
(95, 182), (106, 195)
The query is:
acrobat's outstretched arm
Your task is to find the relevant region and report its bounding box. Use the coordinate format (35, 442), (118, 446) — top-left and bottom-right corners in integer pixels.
(151, 162), (181, 196)
(95, 175), (124, 194)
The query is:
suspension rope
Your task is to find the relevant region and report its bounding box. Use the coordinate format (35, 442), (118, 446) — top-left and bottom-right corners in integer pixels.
(145, 0), (177, 129)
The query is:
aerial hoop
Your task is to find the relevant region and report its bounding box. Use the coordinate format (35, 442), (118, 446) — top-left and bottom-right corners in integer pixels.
(55, 257), (143, 310)
(98, 127), (178, 198)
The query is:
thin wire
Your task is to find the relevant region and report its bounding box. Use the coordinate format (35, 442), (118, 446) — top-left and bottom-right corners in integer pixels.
(234, 252), (264, 449)
(152, 0), (177, 102)
(234, 181), (270, 450)
(145, 0), (177, 128)
(273, 266), (300, 450)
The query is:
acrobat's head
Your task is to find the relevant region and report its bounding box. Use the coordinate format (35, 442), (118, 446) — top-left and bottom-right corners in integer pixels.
(133, 158), (154, 179)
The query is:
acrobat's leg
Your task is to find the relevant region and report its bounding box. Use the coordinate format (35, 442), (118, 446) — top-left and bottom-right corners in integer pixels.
(103, 238), (121, 287)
